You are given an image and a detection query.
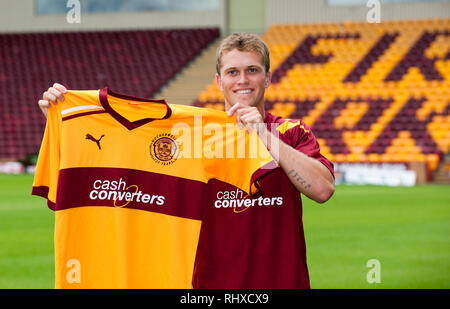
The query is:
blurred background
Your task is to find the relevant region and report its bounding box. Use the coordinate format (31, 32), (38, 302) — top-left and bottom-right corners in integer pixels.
(0, 0), (449, 288)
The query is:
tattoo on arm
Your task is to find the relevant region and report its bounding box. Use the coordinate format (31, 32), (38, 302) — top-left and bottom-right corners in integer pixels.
(287, 169), (312, 190)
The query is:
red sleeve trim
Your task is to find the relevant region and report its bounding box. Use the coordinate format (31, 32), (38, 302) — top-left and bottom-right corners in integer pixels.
(316, 157), (335, 179)
(32, 186), (56, 210)
(249, 160), (278, 196)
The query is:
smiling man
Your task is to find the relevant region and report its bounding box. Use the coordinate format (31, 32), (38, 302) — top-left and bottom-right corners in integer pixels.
(215, 33), (334, 203)
(193, 33), (335, 288)
(37, 33), (335, 289)
(217, 47), (268, 116)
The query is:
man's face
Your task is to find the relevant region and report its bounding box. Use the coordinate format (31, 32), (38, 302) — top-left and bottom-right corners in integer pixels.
(216, 49), (271, 111)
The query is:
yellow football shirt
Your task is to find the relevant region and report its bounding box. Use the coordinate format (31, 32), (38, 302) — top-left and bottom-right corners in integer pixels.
(32, 88), (275, 289)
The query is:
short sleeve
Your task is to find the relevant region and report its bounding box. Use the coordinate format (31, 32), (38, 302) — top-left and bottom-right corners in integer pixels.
(32, 105), (62, 209)
(284, 120), (335, 178)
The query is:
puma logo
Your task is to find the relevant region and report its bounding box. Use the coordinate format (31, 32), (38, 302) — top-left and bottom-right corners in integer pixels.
(86, 134), (104, 150)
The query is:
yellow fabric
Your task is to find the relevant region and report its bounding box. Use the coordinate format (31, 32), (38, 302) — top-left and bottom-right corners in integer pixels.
(54, 207), (201, 288)
(276, 119), (310, 135)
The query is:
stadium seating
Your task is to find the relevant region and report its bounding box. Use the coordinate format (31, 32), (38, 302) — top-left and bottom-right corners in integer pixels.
(0, 28), (219, 160)
(194, 19), (450, 175)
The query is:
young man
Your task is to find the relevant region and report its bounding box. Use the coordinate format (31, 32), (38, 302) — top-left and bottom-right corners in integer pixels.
(38, 33), (334, 288)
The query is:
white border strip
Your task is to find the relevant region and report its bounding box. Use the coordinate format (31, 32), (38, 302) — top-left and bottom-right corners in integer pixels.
(61, 105), (105, 116)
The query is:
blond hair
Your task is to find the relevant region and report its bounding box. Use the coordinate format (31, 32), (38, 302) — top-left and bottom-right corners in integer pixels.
(216, 33), (270, 75)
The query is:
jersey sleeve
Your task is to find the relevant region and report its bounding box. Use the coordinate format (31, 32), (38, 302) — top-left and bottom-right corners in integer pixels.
(283, 120), (335, 178)
(31, 104), (62, 210)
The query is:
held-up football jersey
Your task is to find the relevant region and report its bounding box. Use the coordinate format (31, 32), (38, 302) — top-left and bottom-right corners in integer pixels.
(32, 87), (275, 289)
(193, 112), (334, 288)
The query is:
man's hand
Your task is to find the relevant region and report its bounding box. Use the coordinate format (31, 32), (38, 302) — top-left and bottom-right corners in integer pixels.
(38, 83), (67, 118)
(227, 102), (334, 203)
(227, 102), (265, 134)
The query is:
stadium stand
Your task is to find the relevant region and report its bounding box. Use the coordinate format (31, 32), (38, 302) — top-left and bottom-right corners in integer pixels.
(194, 18), (450, 178)
(0, 27), (219, 160)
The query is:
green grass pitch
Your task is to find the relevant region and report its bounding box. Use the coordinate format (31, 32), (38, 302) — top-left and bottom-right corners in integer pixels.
(0, 174), (449, 289)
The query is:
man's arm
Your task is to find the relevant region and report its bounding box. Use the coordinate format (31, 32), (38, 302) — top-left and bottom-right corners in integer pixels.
(259, 127), (334, 203)
(38, 83), (67, 118)
(228, 103), (335, 203)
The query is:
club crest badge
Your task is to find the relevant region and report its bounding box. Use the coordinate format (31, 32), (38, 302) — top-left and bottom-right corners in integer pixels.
(150, 133), (180, 165)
